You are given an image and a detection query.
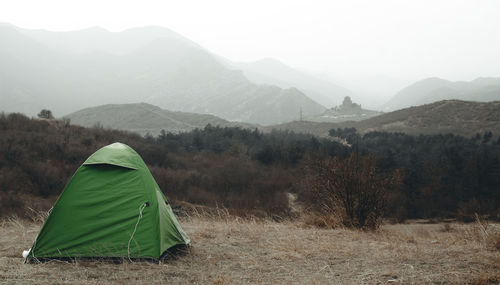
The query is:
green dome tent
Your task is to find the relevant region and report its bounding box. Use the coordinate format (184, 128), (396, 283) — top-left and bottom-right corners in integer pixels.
(26, 142), (190, 261)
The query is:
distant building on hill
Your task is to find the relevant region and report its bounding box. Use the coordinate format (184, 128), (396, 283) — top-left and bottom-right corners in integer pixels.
(338, 96), (362, 111)
(308, 96), (381, 123)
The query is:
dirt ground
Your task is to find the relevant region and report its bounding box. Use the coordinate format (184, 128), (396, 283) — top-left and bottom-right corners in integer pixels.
(1, 216), (499, 284)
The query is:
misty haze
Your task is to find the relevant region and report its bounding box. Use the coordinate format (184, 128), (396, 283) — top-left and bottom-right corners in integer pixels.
(1, 1), (499, 284)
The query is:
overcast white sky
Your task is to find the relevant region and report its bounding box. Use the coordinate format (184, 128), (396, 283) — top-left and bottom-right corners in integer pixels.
(1, 0), (500, 84)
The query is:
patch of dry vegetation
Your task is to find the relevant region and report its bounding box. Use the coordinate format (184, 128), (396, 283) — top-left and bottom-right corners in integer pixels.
(1, 214), (499, 284)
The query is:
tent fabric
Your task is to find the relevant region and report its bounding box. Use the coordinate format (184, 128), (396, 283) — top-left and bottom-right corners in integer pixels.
(27, 142), (189, 260)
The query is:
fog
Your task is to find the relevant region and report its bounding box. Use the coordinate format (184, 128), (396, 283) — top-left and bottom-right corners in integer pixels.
(1, 0), (500, 105)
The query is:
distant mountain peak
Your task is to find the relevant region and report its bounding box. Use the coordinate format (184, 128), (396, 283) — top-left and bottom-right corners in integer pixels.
(402, 77), (451, 90)
(236, 57), (353, 108)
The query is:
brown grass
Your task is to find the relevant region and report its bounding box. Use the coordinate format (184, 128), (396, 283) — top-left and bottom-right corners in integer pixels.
(1, 215), (499, 284)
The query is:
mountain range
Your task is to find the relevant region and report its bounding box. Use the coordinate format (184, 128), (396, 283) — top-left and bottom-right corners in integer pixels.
(2, 22), (500, 127)
(0, 23), (335, 125)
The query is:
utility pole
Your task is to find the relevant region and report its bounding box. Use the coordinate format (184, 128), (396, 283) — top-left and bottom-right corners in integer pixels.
(300, 107), (303, 121)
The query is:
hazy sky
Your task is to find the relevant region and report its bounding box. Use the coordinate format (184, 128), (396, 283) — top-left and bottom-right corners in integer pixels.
(1, 0), (500, 83)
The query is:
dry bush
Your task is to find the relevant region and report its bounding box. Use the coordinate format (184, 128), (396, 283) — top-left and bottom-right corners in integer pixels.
(0, 192), (54, 219)
(457, 199), (487, 222)
(0, 114), (293, 220)
(458, 214), (500, 251)
(171, 200), (267, 222)
(475, 215), (500, 251)
(299, 152), (403, 230)
(151, 155), (291, 218)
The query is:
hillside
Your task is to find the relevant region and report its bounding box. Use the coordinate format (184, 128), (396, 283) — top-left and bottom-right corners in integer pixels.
(384, 77), (500, 110)
(235, 58), (353, 108)
(354, 100), (500, 136)
(0, 24), (326, 125)
(67, 100), (500, 139)
(268, 100), (500, 138)
(2, 112), (500, 222)
(65, 103), (256, 136)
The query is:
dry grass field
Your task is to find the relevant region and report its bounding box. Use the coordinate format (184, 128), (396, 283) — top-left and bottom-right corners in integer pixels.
(1, 214), (499, 284)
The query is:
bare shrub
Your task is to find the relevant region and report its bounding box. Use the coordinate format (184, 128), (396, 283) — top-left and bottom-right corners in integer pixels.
(150, 154), (291, 218)
(465, 214), (500, 251)
(457, 199), (483, 222)
(301, 152), (403, 230)
(478, 220), (500, 252)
